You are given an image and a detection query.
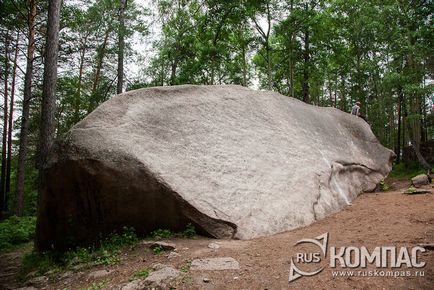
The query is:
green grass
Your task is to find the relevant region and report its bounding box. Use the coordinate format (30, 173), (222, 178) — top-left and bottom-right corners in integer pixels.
(17, 222), (197, 280)
(0, 215), (36, 252)
(19, 227), (139, 280)
(151, 245), (164, 255)
(128, 268), (150, 281)
(79, 280), (108, 290)
(149, 223), (197, 240)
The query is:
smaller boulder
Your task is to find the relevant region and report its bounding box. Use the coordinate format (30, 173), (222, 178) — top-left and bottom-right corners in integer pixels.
(144, 265), (180, 286)
(411, 174), (430, 188)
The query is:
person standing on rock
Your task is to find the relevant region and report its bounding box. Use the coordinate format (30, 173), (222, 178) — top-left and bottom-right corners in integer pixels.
(351, 101), (368, 123)
(351, 101), (361, 117)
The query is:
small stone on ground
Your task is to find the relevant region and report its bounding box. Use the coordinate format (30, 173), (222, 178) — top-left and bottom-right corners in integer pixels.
(190, 257), (240, 271)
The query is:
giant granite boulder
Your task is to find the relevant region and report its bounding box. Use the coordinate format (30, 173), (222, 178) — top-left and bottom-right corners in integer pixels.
(36, 85), (395, 250)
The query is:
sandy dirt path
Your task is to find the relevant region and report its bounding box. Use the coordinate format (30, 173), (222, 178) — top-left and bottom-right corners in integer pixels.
(1, 179), (433, 290)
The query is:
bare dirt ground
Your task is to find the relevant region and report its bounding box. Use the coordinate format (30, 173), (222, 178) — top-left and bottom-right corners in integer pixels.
(1, 178), (433, 290)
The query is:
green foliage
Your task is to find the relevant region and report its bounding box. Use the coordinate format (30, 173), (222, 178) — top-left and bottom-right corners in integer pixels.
(389, 163), (430, 179)
(149, 228), (173, 240)
(0, 216), (36, 251)
(64, 226), (138, 266)
(79, 280), (108, 290)
(407, 185), (417, 194)
(152, 245), (164, 255)
(128, 269), (150, 281)
(182, 223), (197, 239)
(149, 223), (197, 240)
(19, 251), (63, 280)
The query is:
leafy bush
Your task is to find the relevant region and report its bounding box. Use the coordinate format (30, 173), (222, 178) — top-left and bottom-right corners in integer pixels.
(182, 223), (196, 238)
(379, 179), (389, 191)
(0, 215), (36, 251)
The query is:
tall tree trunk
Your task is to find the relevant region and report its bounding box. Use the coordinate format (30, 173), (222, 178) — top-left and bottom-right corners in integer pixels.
(117, 0), (127, 94)
(16, 0), (37, 216)
(5, 31), (19, 200)
(406, 111), (431, 173)
(288, 0), (294, 98)
(1, 34), (9, 216)
(38, 0), (61, 171)
(396, 86), (403, 163)
(88, 27), (110, 113)
(302, 27), (310, 103)
(74, 39), (87, 123)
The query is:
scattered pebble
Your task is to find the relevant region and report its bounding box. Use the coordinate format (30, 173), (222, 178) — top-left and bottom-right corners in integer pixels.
(208, 242), (220, 249)
(168, 251), (181, 259)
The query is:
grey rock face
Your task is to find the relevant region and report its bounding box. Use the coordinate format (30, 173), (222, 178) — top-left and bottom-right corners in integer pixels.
(36, 85), (394, 250)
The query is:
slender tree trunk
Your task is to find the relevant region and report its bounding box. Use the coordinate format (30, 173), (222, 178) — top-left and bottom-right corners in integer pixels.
(339, 74), (347, 111)
(74, 39), (87, 123)
(302, 27), (310, 103)
(5, 31), (19, 200)
(92, 28), (110, 95)
(117, 0), (127, 94)
(16, 0), (37, 216)
(288, 0), (294, 98)
(406, 107), (431, 173)
(210, 55), (215, 85)
(88, 27), (110, 113)
(38, 0), (61, 171)
(328, 78), (333, 106)
(170, 59), (178, 85)
(396, 86), (403, 163)
(241, 44), (247, 86)
(1, 34), (9, 216)
(266, 44), (272, 90)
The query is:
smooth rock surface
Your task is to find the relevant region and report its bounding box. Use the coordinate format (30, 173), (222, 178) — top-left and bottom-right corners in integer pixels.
(36, 85), (394, 250)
